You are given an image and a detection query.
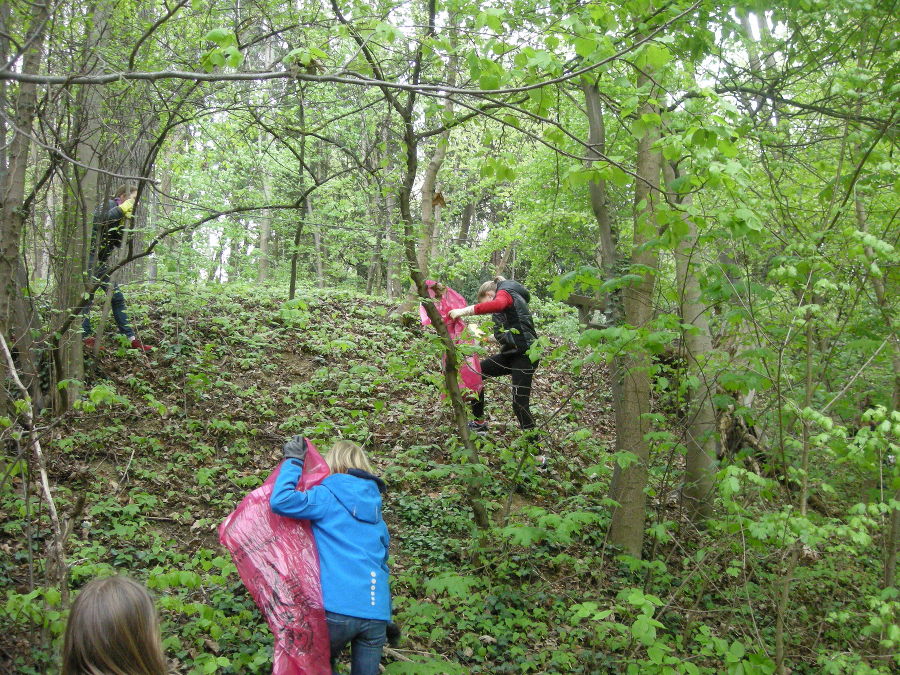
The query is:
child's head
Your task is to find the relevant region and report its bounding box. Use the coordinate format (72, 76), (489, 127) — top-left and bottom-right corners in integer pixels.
(326, 440), (374, 474)
(62, 575), (167, 675)
(477, 276), (505, 302)
(114, 183), (136, 200)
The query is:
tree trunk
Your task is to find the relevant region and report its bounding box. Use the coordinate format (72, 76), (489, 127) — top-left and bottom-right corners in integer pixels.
(312, 200), (324, 289)
(855, 187), (900, 590)
(582, 79), (616, 282)
(494, 244), (513, 277)
(257, 132), (273, 283)
(366, 189), (384, 295)
(383, 187), (398, 299)
(458, 200), (475, 245)
(607, 68), (662, 558)
(0, 1), (49, 412)
(664, 162), (718, 524)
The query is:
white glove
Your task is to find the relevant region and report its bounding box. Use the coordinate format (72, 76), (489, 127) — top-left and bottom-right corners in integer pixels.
(449, 306), (475, 320)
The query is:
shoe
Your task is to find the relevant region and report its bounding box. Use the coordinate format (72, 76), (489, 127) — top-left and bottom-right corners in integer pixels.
(130, 338), (152, 352)
(467, 420), (488, 434)
(83, 336), (104, 352)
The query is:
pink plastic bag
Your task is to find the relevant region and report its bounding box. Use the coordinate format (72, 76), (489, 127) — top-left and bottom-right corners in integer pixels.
(219, 442), (331, 674)
(420, 280), (483, 396)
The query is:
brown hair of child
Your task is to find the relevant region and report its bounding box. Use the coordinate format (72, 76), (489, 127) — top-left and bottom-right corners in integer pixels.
(62, 575), (167, 675)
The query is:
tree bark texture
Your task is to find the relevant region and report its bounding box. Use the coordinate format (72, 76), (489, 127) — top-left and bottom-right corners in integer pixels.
(607, 69), (662, 558)
(0, 2), (49, 411)
(664, 162), (718, 524)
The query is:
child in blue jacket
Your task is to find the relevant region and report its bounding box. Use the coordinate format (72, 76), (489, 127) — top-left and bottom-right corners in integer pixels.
(270, 437), (391, 675)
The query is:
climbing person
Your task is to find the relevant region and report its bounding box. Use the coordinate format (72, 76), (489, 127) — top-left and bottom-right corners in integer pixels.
(449, 276), (539, 433)
(270, 437), (392, 675)
(62, 575), (167, 675)
(81, 184), (152, 352)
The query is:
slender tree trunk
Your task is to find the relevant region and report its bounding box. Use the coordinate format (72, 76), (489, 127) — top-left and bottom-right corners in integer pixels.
(0, 1), (49, 412)
(608, 67), (662, 558)
(494, 244), (513, 277)
(367, 189), (384, 295)
(582, 79), (616, 282)
(257, 131), (273, 283)
(384, 189), (397, 299)
(208, 241), (225, 282)
(312, 200), (324, 289)
(855, 188), (900, 590)
(288, 195), (306, 300)
(458, 201), (475, 245)
(0, 1), (8, 177)
(287, 85), (310, 300)
(664, 162), (718, 524)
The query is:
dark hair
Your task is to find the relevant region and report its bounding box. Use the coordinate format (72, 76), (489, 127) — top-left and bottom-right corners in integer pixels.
(62, 576), (167, 675)
(431, 282), (447, 299)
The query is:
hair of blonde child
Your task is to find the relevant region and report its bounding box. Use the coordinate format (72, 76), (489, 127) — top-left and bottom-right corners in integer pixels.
(326, 440), (375, 475)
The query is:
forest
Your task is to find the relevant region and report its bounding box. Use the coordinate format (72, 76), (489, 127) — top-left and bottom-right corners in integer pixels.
(0, 0), (898, 673)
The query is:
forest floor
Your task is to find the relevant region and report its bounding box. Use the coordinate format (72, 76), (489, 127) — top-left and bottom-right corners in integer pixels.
(1, 284), (892, 674)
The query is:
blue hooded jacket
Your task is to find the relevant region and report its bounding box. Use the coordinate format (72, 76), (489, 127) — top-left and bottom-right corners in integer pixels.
(270, 459), (391, 621)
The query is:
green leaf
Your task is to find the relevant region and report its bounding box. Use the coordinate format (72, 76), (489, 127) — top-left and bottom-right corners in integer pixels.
(501, 525), (546, 546)
(574, 36), (597, 57)
(203, 28), (235, 47)
(479, 73), (500, 90)
(643, 44), (671, 70)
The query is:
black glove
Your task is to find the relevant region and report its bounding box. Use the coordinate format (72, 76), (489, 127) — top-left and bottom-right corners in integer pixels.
(283, 435), (308, 463)
(386, 621), (401, 647)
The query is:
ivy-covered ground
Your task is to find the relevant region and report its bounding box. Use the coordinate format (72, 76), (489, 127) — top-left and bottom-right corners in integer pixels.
(1, 284), (895, 674)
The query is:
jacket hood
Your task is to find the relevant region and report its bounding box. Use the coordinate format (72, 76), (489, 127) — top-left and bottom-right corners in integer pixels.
(323, 472), (384, 523)
(499, 280), (530, 303)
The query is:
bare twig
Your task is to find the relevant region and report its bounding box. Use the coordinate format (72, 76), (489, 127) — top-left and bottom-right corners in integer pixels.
(0, 332), (69, 604)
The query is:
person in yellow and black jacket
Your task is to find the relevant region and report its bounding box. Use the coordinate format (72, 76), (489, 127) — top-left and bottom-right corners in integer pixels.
(81, 184), (151, 352)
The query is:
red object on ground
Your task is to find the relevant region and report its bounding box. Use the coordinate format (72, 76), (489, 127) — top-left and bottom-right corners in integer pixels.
(219, 442), (332, 674)
(420, 281), (483, 396)
(130, 338), (152, 352)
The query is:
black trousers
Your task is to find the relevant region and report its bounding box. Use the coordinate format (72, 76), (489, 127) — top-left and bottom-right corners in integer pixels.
(472, 351), (538, 430)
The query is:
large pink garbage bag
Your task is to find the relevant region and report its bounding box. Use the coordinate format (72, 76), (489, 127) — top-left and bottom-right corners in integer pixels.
(219, 442), (331, 674)
(420, 280), (483, 396)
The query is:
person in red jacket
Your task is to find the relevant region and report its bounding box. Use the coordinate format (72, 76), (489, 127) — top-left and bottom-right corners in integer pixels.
(449, 277), (539, 433)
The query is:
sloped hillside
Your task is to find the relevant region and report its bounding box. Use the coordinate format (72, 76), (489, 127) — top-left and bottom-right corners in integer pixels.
(2, 284), (617, 674)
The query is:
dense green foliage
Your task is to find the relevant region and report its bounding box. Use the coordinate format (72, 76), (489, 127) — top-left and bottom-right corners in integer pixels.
(0, 0), (897, 673)
(0, 285), (896, 673)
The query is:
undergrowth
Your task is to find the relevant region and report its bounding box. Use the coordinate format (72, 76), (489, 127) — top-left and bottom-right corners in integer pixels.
(1, 283), (896, 674)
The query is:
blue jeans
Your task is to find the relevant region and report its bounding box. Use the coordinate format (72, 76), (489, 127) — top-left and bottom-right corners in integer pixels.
(325, 611), (386, 675)
(81, 258), (134, 339)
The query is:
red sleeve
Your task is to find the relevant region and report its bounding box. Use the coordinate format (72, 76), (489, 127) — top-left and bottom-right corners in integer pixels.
(473, 290), (513, 315)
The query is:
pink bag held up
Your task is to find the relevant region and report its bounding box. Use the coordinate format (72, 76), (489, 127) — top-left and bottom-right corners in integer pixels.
(419, 280), (483, 396)
(219, 441), (331, 674)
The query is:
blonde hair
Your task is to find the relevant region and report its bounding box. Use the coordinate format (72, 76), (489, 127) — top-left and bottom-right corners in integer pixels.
(62, 575), (167, 675)
(477, 276), (506, 301)
(326, 440), (374, 474)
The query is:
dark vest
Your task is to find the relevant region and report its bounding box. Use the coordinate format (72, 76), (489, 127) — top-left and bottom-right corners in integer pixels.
(92, 198), (126, 264)
(492, 280), (537, 354)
